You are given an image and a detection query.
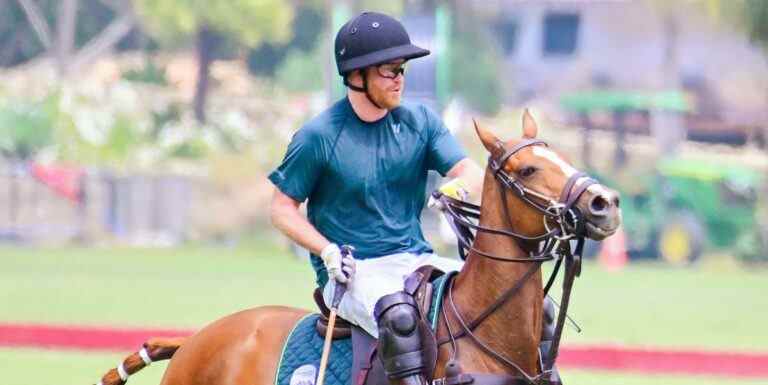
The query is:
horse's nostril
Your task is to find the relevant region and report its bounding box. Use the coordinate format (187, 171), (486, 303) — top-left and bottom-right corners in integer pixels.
(589, 195), (609, 215)
(613, 195), (620, 208)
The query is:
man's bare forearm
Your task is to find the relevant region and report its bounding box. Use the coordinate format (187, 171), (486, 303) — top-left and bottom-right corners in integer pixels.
(270, 189), (331, 255)
(272, 207), (330, 255)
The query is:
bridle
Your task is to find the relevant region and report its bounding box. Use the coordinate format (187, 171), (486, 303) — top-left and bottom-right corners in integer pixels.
(437, 139), (595, 263)
(433, 138), (598, 385)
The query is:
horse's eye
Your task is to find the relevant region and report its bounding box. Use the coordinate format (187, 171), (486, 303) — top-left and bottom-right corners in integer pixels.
(519, 166), (537, 178)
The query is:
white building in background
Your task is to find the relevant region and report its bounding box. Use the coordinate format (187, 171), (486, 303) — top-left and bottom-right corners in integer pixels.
(479, 0), (767, 143)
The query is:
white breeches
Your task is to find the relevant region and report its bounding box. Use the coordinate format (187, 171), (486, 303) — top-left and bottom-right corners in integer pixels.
(322, 252), (463, 338)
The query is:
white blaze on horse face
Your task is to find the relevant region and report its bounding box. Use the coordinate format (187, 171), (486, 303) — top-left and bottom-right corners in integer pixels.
(532, 146), (578, 177)
(531, 146), (612, 197)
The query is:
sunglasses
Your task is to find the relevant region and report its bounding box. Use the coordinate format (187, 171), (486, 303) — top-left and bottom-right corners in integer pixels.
(376, 62), (407, 79)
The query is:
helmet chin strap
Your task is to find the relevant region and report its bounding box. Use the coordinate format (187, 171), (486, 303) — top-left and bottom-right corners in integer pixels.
(344, 71), (384, 110)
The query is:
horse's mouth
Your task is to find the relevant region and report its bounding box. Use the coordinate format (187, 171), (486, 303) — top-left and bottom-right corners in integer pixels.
(584, 211), (622, 241)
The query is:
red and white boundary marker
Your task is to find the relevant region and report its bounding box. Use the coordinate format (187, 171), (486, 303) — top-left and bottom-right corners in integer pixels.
(2, 322), (767, 378)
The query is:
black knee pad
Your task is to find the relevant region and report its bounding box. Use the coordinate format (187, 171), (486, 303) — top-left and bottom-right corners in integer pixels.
(374, 291), (426, 379)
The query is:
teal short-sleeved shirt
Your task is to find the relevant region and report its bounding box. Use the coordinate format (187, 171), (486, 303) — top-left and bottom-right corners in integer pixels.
(269, 97), (466, 286)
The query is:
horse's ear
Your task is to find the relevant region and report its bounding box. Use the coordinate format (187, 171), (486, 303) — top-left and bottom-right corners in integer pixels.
(522, 108), (538, 139)
(473, 118), (500, 153)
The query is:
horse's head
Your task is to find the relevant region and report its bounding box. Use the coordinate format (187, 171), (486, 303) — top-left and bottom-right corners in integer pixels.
(474, 110), (621, 242)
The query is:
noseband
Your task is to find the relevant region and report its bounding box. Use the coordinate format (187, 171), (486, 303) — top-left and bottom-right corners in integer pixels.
(433, 139), (598, 385)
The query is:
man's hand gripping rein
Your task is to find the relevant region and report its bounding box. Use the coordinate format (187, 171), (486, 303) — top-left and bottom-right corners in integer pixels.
(321, 243), (357, 284)
(427, 178), (469, 210)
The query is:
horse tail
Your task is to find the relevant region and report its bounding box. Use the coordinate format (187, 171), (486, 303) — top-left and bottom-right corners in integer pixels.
(96, 336), (186, 385)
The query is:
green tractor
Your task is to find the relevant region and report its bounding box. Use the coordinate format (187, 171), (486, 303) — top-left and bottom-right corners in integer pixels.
(617, 158), (765, 264)
(561, 90), (766, 264)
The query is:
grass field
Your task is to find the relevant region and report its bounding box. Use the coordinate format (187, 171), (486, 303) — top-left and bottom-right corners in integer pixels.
(1, 238), (767, 384)
(3, 348), (767, 385)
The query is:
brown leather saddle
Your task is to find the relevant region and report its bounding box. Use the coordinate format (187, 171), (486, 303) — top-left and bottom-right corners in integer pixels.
(312, 265), (443, 385)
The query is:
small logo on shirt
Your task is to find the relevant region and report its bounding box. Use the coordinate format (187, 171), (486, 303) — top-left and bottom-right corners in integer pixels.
(392, 123), (401, 135)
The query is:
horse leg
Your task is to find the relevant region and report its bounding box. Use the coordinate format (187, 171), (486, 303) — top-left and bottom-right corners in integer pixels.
(157, 306), (307, 385)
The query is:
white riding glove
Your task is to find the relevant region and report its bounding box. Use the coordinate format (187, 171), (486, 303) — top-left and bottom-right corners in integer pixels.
(320, 243), (356, 284)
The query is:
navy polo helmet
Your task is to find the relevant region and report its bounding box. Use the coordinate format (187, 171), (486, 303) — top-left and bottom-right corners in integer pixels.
(334, 12), (430, 76)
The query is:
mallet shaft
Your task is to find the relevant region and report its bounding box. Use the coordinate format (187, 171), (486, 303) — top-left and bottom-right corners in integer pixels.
(316, 310), (337, 385)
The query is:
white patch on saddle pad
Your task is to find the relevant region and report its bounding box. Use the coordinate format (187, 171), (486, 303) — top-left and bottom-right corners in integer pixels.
(290, 364), (318, 385)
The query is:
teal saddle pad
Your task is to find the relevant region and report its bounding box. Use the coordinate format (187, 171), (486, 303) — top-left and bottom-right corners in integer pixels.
(274, 273), (454, 385)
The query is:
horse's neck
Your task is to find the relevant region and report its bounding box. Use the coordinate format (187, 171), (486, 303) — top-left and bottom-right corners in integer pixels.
(450, 170), (543, 372)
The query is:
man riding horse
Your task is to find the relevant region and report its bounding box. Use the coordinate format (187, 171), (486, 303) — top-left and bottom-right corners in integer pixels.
(93, 14), (621, 384)
(269, 12), (553, 385)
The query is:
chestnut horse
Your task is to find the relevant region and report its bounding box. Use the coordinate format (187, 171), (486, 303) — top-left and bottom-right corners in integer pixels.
(96, 110), (621, 385)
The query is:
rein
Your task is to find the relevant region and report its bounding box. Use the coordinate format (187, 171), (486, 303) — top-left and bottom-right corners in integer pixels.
(434, 139), (596, 384)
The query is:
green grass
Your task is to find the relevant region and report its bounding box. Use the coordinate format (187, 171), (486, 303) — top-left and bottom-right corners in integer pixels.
(0, 238), (317, 328)
(0, 348), (167, 385)
(562, 368), (768, 385)
(2, 348), (767, 385)
(2, 242), (766, 351)
(1, 241), (767, 384)
(546, 259), (768, 351)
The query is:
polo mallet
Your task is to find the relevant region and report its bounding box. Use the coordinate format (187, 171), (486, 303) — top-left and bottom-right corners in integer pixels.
(316, 245), (354, 385)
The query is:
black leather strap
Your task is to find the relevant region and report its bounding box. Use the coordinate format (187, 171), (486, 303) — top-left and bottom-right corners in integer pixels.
(343, 71), (383, 109)
(559, 172), (598, 212)
(489, 139), (547, 175)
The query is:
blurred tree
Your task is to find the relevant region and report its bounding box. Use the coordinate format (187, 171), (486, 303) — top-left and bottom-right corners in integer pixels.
(247, 5), (324, 78)
(448, 3), (502, 115)
(680, 1), (768, 52)
(700, 0), (768, 147)
(275, 42), (324, 92)
(134, 0), (294, 123)
(0, 1), (46, 67)
(0, 99), (55, 160)
(732, 0), (768, 50)
(0, 97), (56, 230)
(647, 0), (768, 83)
(247, 42), (286, 78)
(1, 0), (145, 68)
(12, 0), (137, 74)
(361, 0), (403, 15)
(738, 0), (768, 149)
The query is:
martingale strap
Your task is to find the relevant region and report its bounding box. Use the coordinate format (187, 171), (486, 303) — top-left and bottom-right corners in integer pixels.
(436, 262), (541, 347)
(544, 238), (584, 371)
